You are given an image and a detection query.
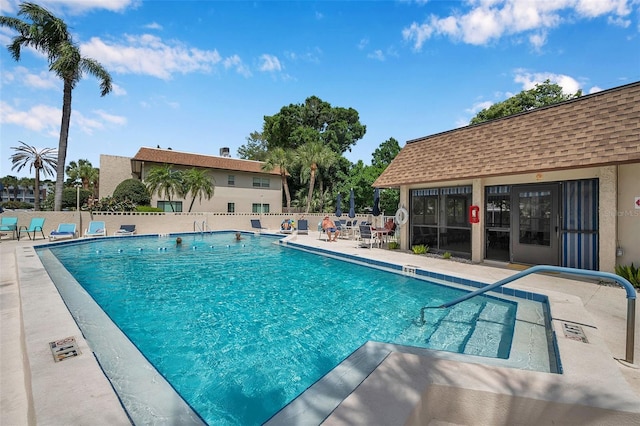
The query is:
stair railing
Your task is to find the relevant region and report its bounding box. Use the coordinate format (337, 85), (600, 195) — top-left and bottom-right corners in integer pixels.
(419, 265), (636, 364)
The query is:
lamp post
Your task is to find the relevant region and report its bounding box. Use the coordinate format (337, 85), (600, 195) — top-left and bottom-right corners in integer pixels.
(75, 181), (82, 236)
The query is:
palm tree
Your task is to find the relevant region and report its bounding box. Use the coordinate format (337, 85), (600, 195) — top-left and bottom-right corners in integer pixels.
(295, 141), (337, 213)
(2, 176), (19, 201)
(262, 147), (293, 210)
(66, 159), (99, 195)
(10, 141), (57, 210)
(1, 2), (113, 211)
(182, 168), (215, 212)
(144, 164), (183, 212)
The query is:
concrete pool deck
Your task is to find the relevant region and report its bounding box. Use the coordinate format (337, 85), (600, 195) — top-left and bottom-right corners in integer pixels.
(1, 232), (639, 424)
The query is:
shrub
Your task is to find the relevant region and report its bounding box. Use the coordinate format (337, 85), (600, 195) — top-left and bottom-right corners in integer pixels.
(615, 263), (640, 288)
(443, 252), (452, 259)
(1, 200), (33, 210)
(136, 205), (163, 212)
(387, 241), (399, 250)
(90, 196), (137, 212)
(412, 244), (428, 254)
(113, 179), (150, 206)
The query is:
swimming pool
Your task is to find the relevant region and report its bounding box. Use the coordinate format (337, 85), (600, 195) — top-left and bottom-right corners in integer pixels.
(39, 233), (541, 425)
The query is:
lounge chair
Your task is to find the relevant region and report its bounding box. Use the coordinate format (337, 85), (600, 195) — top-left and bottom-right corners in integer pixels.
(49, 223), (77, 241)
(0, 216), (18, 239)
(358, 224), (380, 249)
(84, 221), (106, 237)
(280, 219), (295, 234)
(114, 224), (136, 236)
(17, 217), (46, 241)
(251, 219), (267, 231)
(297, 219), (309, 235)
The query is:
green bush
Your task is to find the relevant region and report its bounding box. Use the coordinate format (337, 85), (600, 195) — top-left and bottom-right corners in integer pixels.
(113, 179), (150, 205)
(1, 200), (33, 210)
(136, 205), (163, 212)
(412, 244), (428, 254)
(443, 252), (452, 259)
(90, 196), (137, 212)
(615, 263), (640, 288)
(387, 241), (399, 250)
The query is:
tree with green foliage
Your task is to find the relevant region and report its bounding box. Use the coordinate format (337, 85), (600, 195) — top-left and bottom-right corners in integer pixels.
(182, 168), (215, 212)
(9, 141), (57, 211)
(295, 141), (338, 213)
(470, 80), (582, 125)
(144, 164), (183, 212)
(113, 179), (151, 206)
(262, 147), (294, 210)
(372, 137), (401, 169)
(66, 159), (99, 196)
(1, 2), (113, 211)
(263, 96), (366, 154)
(237, 131), (268, 161)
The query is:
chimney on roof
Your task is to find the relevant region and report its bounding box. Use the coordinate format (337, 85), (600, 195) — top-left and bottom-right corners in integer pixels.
(220, 147), (230, 157)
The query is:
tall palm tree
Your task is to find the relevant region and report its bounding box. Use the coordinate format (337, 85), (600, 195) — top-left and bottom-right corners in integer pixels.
(1, 2), (113, 211)
(262, 147), (293, 210)
(2, 176), (19, 201)
(295, 141), (337, 213)
(144, 164), (183, 212)
(10, 141), (57, 210)
(182, 168), (215, 212)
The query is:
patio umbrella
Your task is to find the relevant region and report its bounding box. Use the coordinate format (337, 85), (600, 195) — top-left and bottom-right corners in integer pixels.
(335, 193), (342, 217)
(348, 188), (356, 218)
(372, 188), (381, 227)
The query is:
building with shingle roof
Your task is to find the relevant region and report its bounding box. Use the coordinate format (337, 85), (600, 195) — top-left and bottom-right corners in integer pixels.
(375, 81), (640, 272)
(100, 147), (285, 214)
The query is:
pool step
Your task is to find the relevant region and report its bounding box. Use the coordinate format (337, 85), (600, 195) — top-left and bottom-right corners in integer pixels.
(463, 303), (514, 358)
(425, 302), (485, 353)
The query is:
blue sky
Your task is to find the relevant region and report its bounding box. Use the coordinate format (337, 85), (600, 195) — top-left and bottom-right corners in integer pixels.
(1, 0), (639, 179)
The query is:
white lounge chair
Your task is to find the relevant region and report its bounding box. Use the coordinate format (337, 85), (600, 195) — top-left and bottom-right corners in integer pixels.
(84, 221), (106, 237)
(49, 223), (77, 241)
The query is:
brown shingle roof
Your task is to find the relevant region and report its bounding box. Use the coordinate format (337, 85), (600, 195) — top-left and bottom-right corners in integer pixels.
(131, 147), (283, 176)
(374, 81), (640, 188)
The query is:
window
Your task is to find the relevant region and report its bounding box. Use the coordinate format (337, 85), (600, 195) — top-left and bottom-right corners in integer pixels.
(410, 186), (472, 256)
(252, 203), (269, 213)
(252, 177), (270, 188)
(227, 203), (235, 213)
(228, 175), (235, 186)
(157, 201), (183, 212)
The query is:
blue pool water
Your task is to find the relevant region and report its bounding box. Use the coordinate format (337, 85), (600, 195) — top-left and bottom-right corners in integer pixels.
(44, 233), (517, 425)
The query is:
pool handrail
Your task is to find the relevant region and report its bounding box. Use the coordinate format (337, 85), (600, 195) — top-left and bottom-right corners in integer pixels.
(419, 265), (636, 364)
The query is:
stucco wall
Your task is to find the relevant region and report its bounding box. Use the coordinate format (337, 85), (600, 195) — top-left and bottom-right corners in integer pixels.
(617, 163), (640, 266)
(99, 155), (136, 199)
(0, 211), (366, 238)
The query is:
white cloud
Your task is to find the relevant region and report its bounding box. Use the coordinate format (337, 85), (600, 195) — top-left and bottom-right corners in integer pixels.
(37, 0), (139, 15)
(367, 50), (386, 61)
(467, 100), (494, 115)
(223, 55), (252, 77)
(0, 102), (59, 133)
(588, 85), (603, 94)
(402, 0), (634, 49)
(358, 38), (369, 50)
(80, 35), (223, 80)
(144, 22), (163, 30)
(259, 54), (283, 72)
(93, 109), (127, 125)
(514, 71), (581, 95)
(110, 83), (127, 96)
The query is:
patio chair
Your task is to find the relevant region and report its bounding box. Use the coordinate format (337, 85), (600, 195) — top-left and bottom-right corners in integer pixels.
(358, 224), (380, 249)
(17, 217), (46, 241)
(114, 224), (136, 236)
(279, 219), (294, 234)
(297, 219), (309, 235)
(49, 223), (77, 241)
(251, 219), (267, 231)
(0, 216), (18, 240)
(84, 221), (106, 237)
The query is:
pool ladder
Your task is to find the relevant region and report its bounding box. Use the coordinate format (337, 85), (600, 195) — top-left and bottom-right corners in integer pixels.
(194, 221), (211, 234)
(418, 265), (636, 364)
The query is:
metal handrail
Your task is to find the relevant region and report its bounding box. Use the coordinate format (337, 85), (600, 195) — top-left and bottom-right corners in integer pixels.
(419, 265), (636, 364)
(193, 221), (203, 233)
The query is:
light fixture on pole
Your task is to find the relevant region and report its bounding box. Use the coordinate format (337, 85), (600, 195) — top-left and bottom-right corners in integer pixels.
(75, 180), (82, 236)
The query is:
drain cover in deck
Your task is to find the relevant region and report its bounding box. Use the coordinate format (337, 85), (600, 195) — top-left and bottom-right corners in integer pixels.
(49, 336), (81, 362)
(561, 323), (588, 343)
